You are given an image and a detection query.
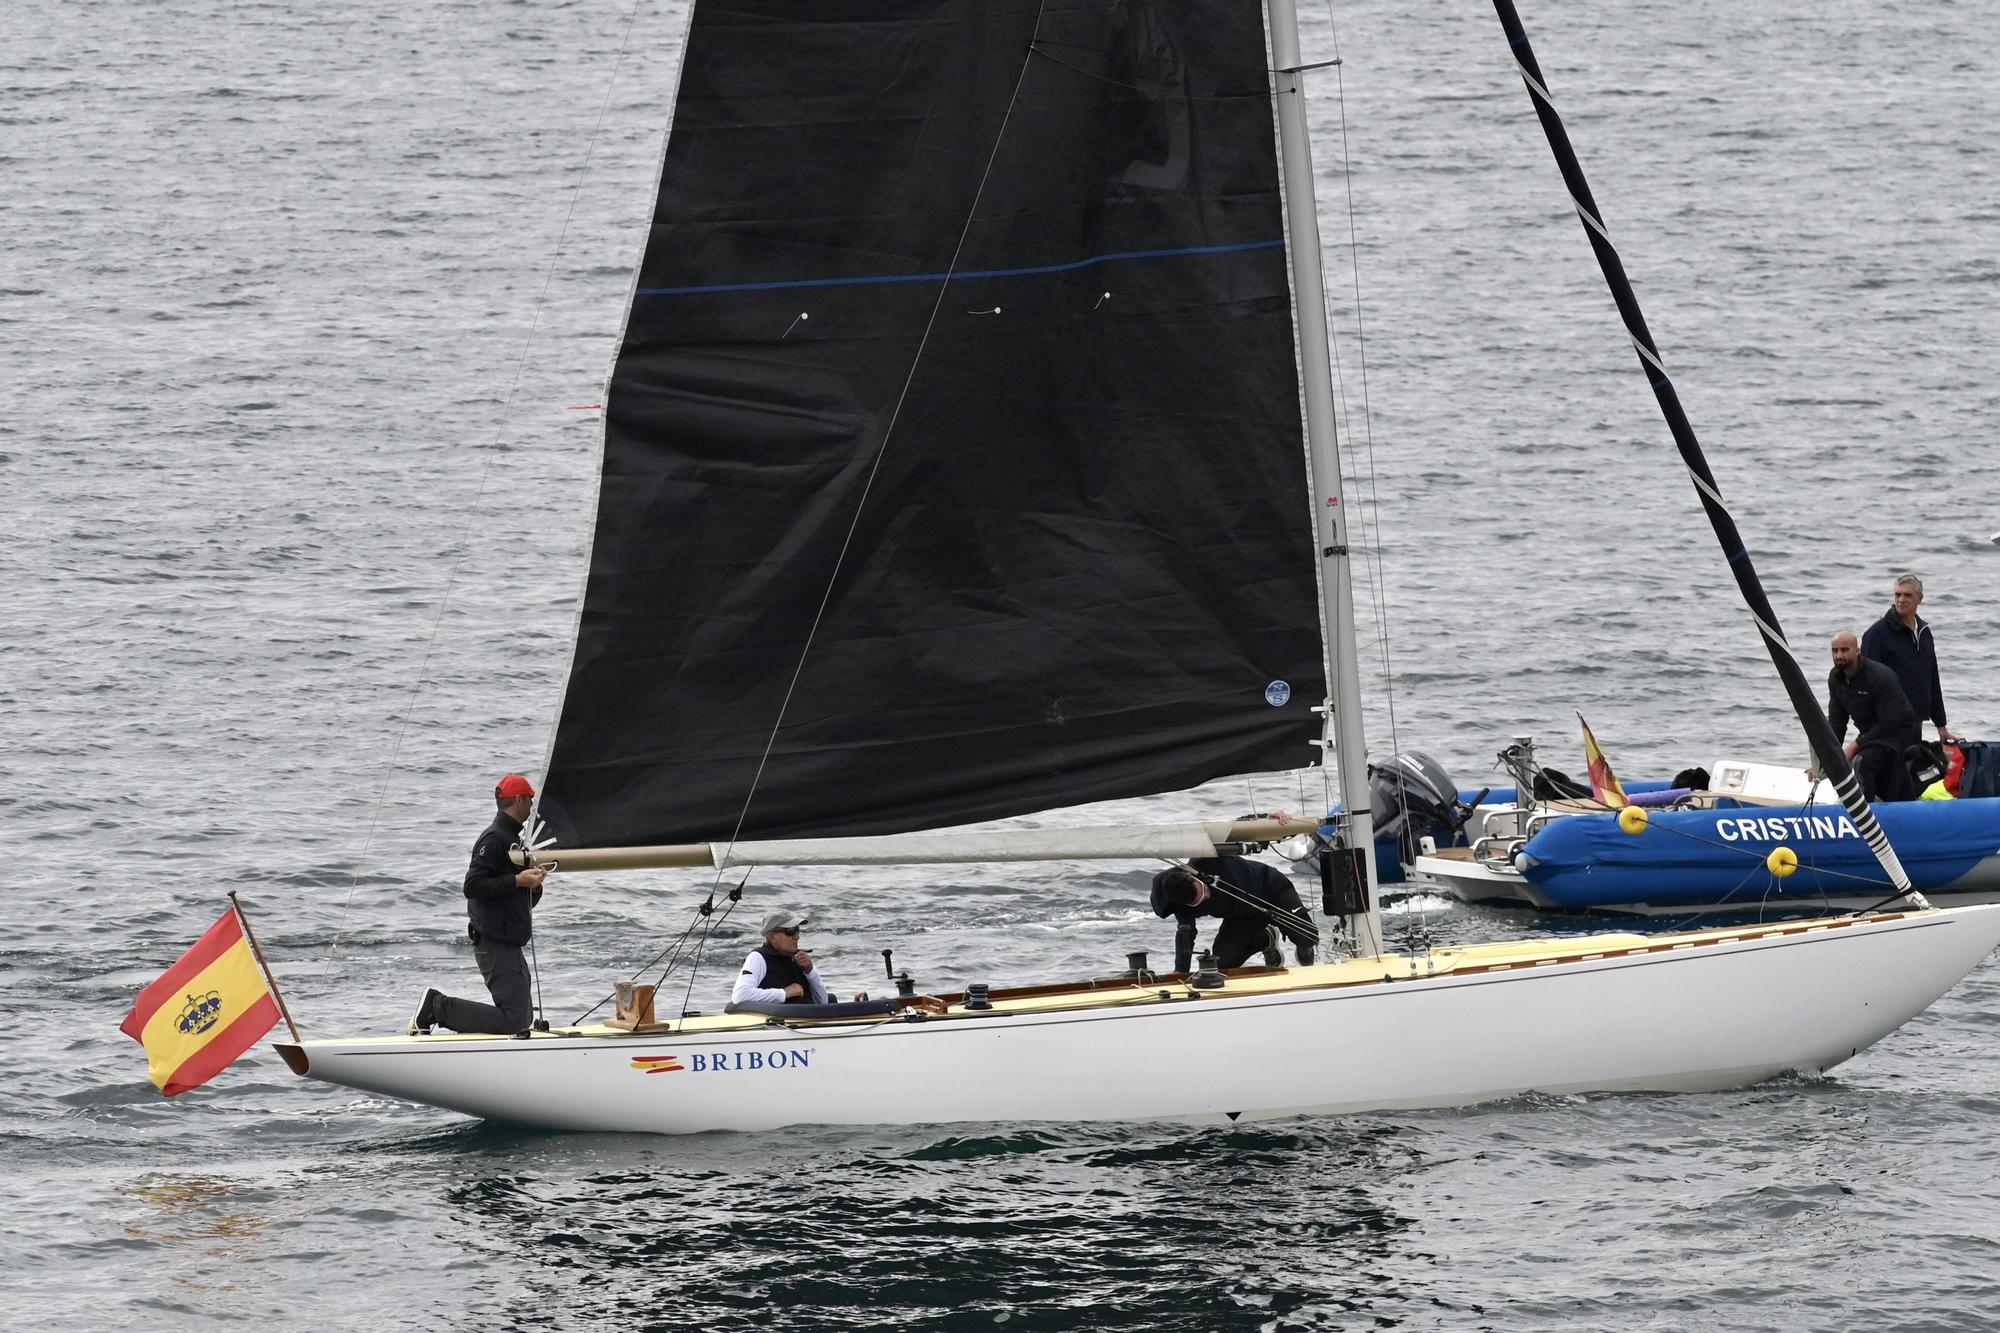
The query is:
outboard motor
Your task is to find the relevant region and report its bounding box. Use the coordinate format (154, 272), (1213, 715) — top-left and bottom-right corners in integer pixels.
(1368, 751), (1468, 864)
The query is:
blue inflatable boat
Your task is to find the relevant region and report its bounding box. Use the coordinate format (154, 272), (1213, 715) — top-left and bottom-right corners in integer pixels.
(1517, 796), (2000, 913)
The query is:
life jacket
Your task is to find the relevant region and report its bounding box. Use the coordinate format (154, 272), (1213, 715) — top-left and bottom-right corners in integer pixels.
(1943, 742), (1967, 797)
(756, 943), (815, 1003)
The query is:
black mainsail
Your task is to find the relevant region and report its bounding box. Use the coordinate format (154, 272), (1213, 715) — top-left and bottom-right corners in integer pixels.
(1491, 0), (1916, 896)
(542, 0), (1324, 849)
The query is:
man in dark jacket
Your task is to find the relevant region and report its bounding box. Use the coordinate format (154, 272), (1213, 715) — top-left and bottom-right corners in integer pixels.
(1823, 631), (1921, 801)
(1150, 856), (1317, 973)
(1861, 574), (1958, 744)
(410, 773), (548, 1034)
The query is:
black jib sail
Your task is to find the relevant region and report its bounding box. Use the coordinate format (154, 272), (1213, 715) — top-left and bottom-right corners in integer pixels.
(1490, 0), (1916, 897)
(541, 0), (1323, 849)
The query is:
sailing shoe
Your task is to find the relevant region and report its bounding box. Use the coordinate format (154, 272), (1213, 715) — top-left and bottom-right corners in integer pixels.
(1261, 926), (1284, 967)
(409, 988), (445, 1034)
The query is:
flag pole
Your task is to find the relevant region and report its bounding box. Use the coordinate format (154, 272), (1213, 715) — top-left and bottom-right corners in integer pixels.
(229, 891), (302, 1042)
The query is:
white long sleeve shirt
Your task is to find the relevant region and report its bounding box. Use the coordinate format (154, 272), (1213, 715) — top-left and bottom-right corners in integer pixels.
(731, 948), (831, 1006)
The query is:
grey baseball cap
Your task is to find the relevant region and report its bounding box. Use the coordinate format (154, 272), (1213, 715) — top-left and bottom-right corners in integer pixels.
(759, 911), (807, 935)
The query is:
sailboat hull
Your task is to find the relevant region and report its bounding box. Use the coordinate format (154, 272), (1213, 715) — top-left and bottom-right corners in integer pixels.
(279, 906), (2000, 1134)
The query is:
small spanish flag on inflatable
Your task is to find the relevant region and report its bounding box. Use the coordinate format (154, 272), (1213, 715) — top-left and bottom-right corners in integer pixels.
(121, 902), (283, 1097)
(1577, 712), (1629, 809)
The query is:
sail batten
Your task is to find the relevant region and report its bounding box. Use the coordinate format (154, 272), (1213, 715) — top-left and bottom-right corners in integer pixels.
(634, 239), (1290, 297)
(543, 0), (1325, 850)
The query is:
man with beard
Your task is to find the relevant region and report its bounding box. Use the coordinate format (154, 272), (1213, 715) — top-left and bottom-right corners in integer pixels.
(1820, 630), (1921, 801)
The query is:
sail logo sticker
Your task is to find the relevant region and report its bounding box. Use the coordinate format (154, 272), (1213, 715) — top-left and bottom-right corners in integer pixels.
(177, 991), (224, 1037)
(630, 1055), (685, 1073)
(1264, 681), (1291, 707)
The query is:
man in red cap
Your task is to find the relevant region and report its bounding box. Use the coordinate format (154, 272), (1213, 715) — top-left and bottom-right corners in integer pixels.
(410, 774), (549, 1035)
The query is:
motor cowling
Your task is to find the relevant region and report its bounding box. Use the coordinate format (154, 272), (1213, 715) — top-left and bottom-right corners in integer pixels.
(1368, 751), (1464, 863)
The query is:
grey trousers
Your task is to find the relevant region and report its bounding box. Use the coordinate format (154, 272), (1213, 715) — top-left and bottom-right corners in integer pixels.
(437, 938), (534, 1034)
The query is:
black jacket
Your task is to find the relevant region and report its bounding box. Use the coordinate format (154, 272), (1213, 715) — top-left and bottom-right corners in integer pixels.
(1827, 657), (1920, 751)
(463, 812), (542, 947)
(1151, 857), (1311, 970)
(1861, 607), (1947, 729)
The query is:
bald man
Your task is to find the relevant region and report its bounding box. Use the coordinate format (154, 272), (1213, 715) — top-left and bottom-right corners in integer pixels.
(1823, 630), (1921, 801)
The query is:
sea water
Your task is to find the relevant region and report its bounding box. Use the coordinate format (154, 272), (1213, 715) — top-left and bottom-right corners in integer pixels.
(5, 0), (1997, 1328)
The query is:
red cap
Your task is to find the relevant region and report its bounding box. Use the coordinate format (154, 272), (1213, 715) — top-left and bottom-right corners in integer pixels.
(494, 774), (536, 800)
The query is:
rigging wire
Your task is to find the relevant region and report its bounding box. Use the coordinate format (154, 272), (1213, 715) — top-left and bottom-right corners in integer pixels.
(527, 931), (548, 1031)
(1607, 809), (1907, 933)
(1164, 859), (1321, 946)
(565, 872), (749, 1027)
(674, 884), (748, 1020)
(1300, 1), (1413, 944)
(1309, 4), (1400, 751)
(326, 0), (655, 963)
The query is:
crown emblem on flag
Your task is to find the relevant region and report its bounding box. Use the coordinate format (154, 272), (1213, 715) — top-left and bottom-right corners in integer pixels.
(176, 990), (225, 1037)
(123, 901), (288, 1097)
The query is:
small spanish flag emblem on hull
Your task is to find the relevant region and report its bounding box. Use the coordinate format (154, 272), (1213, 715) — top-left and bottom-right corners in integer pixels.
(631, 1055), (685, 1073)
(121, 908), (281, 1096)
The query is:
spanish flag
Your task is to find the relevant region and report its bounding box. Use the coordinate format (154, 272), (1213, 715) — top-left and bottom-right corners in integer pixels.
(120, 907), (281, 1096)
(1578, 712), (1629, 808)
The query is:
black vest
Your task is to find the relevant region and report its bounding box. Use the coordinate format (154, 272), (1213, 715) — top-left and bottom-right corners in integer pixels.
(756, 943), (814, 1003)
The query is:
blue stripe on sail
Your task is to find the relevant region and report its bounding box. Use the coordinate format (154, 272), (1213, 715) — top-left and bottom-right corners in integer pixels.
(635, 239), (1287, 297)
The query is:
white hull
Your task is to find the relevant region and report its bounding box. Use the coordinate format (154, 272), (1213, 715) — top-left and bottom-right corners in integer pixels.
(279, 906), (2000, 1134)
(1412, 851), (1549, 906)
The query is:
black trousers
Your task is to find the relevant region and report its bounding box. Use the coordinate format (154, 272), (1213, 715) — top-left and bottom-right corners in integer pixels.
(437, 938), (533, 1034)
(1854, 740), (1916, 802)
(1176, 918), (1288, 971)
(1213, 918), (1281, 969)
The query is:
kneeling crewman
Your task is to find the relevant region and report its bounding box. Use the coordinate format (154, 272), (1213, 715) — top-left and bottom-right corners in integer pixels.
(1150, 857), (1318, 973)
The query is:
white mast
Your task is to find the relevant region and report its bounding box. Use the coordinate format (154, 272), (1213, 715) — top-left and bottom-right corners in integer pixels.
(1265, 0), (1383, 955)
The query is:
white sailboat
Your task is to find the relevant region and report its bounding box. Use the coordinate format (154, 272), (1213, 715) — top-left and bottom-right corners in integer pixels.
(275, 0), (2000, 1133)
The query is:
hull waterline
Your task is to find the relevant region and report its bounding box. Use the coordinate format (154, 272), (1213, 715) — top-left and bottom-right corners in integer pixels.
(277, 905), (2000, 1134)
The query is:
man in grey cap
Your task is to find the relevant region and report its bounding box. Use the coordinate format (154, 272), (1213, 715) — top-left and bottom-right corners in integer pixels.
(732, 911), (853, 1006)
